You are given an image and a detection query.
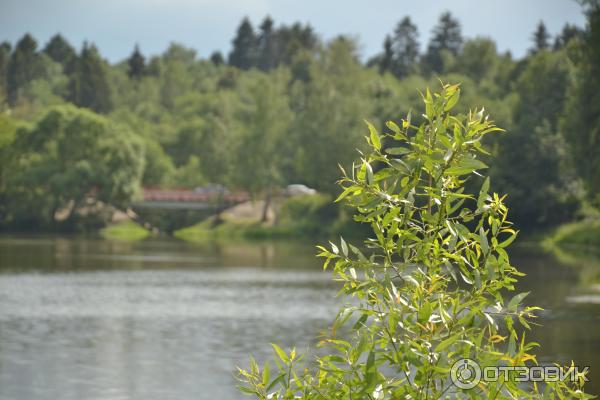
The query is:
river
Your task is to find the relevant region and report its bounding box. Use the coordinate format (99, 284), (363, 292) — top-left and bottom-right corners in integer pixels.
(0, 236), (598, 399)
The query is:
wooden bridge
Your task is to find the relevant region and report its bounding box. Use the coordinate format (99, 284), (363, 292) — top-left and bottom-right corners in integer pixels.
(132, 188), (250, 210)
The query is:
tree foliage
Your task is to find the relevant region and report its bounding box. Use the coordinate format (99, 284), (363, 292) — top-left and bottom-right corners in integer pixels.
(492, 49), (580, 228)
(531, 21), (551, 53)
(387, 16), (420, 78)
(43, 33), (76, 73)
(423, 12), (463, 74)
(257, 16), (278, 71)
(69, 43), (113, 113)
(0, 41), (11, 101)
(7, 34), (43, 105)
(229, 17), (258, 70)
(127, 45), (146, 80)
(3, 106), (144, 228)
(232, 73), (292, 197)
(561, 0), (600, 203)
(0, 9), (598, 232)
(237, 84), (590, 399)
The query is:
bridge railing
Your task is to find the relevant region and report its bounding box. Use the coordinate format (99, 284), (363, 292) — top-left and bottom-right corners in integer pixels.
(140, 188), (250, 204)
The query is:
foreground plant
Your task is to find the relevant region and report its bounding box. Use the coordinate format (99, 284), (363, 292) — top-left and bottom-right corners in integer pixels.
(237, 84), (590, 399)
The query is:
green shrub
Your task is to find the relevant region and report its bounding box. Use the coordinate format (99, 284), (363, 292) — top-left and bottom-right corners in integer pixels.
(100, 220), (150, 241)
(278, 194), (338, 236)
(237, 84), (590, 399)
(280, 194), (335, 221)
(546, 219), (600, 249)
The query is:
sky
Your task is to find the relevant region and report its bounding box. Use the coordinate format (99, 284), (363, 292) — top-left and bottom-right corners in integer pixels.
(0, 0), (587, 63)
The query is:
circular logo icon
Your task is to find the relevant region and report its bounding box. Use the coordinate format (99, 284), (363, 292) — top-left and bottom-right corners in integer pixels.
(450, 358), (481, 389)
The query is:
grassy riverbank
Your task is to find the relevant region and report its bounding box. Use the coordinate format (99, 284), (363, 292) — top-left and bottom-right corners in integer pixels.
(174, 194), (368, 242)
(544, 219), (600, 250)
(175, 197), (600, 246)
(102, 197), (600, 247)
(100, 220), (152, 241)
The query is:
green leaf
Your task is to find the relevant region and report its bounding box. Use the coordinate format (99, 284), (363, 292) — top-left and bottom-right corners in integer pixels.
(366, 120), (381, 151)
(477, 177), (490, 209)
(418, 301), (432, 324)
(340, 236), (348, 257)
(444, 89), (460, 111)
(348, 267), (357, 280)
(353, 312), (368, 330)
(459, 270), (473, 285)
(335, 186), (355, 202)
(483, 312), (496, 328)
(386, 146), (410, 156)
(271, 343), (289, 364)
(435, 332), (462, 352)
(365, 350), (377, 386)
(237, 386), (261, 396)
(446, 157), (488, 176)
(262, 361), (270, 386)
(266, 373), (287, 392)
(508, 292), (530, 311)
(498, 232), (518, 248)
(508, 334), (516, 356)
(330, 241), (339, 254)
(425, 88), (434, 118)
(518, 315), (531, 329)
(386, 120), (401, 134)
(479, 227), (489, 254)
(365, 160), (374, 184)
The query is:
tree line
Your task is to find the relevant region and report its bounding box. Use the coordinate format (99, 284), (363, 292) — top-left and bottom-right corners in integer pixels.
(0, 3), (599, 232)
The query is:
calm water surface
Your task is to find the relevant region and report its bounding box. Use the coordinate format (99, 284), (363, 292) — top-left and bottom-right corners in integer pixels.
(0, 236), (599, 399)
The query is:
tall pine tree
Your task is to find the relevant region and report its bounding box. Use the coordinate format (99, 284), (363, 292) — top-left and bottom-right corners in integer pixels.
(553, 23), (583, 49)
(43, 34), (76, 73)
(423, 12), (462, 74)
(69, 42), (113, 113)
(276, 22), (318, 65)
(228, 17), (257, 70)
(127, 45), (146, 79)
(531, 21), (551, 53)
(257, 16), (277, 71)
(210, 51), (224, 66)
(0, 42), (11, 101)
(377, 35), (393, 74)
(389, 16), (420, 78)
(7, 33), (41, 105)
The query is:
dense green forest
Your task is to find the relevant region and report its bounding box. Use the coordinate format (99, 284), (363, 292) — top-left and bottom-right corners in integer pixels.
(0, 2), (599, 234)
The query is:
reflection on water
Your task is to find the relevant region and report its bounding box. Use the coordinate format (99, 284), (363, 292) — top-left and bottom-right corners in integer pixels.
(511, 245), (600, 392)
(0, 236), (599, 398)
(0, 237), (338, 400)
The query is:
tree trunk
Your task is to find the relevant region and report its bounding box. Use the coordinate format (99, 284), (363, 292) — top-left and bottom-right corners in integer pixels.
(261, 188), (271, 223)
